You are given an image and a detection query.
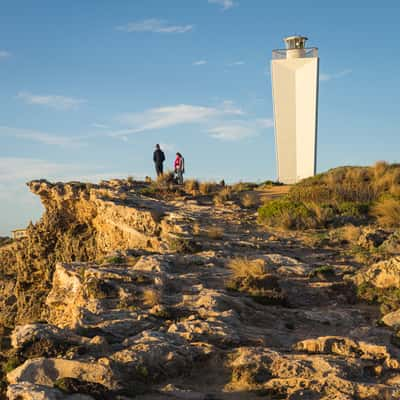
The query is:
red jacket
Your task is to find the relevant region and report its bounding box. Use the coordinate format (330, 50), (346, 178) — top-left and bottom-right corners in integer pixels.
(174, 156), (184, 171)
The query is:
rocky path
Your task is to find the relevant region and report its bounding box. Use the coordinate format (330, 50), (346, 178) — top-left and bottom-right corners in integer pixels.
(2, 180), (400, 399)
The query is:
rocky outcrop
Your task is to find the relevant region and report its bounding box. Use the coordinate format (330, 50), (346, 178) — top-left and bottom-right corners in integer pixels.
(0, 179), (187, 329)
(353, 257), (400, 289)
(3, 178), (400, 399)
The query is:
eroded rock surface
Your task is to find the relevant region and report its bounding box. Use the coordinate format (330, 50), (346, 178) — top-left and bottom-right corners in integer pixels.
(2, 179), (400, 399)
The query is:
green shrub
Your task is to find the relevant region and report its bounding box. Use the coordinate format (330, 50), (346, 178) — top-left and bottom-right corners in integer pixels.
(257, 198), (313, 229)
(336, 202), (370, 217)
(2, 356), (21, 373)
(103, 255), (125, 264)
(357, 282), (400, 315)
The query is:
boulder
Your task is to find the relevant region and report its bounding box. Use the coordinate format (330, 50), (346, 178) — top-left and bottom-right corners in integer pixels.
(353, 257), (400, 289)
(7, 358), (119, 390)
(7, 382), (94, 399)
(382, 309), (400, 329)
(11, 324), (87, 350)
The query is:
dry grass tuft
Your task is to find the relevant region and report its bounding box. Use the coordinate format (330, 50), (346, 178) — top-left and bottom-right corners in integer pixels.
(373, 160), (389, 179)
(240, 192), (259, 208)
(199, 181), (216, 195)
(206, 226), (224, 240)
(185, 179), (200, 194)
(156, 171), (175, 186)
(142, 289), (160, 307)
(214, 187), (232, 206)
(372, 198), (400, 227)
(231, 182), (252, 193)
(340, 224), (362, 243)
(228, 257), (267, 278)
(192, 222), (201, 236)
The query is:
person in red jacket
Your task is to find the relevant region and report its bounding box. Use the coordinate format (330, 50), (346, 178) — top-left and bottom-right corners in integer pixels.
(174, 152), (185, 184)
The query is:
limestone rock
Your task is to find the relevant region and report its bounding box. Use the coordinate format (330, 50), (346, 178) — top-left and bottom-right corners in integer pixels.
(382, 309), (400, 329)
(353, 256), (400, 289)
(111, 331), (210, 379)
(294, 336), (400, 369)
(11, 324), (87, 350)
(357, 228), (389, 250)
(7, 358), (118, 390)
(7, 382), (94, 399)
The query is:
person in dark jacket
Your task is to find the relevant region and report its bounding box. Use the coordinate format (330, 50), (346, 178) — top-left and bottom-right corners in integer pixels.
(153, 144), (165, 177)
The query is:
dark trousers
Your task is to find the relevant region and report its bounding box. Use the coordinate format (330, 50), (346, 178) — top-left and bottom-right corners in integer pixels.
(155, 163), (163, 176)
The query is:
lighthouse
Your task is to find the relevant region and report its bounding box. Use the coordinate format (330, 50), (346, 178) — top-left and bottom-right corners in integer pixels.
(271, 36), (319, 184)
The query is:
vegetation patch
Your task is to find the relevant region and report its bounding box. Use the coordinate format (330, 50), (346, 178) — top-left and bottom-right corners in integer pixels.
(372, 198), (400, 228)
(357, 283), (400, 315)
(167, 236), (199, 253)
(1, 355), (22, 373)
(240, 192), (260, 208)
(214, 187), (233, 206)
(309, 265), (336, 280)
(226, 258), (288, 306)
(86, 277), (118, 300)
(55, 377), (109, 400)
(258, 199), (316, 229)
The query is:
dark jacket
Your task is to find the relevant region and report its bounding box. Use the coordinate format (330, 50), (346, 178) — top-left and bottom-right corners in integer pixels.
(153, 149), (165, 165)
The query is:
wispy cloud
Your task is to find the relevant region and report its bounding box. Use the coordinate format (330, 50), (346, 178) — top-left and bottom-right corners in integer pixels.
(208, 118), (272, 141)
(0, 50), (11, 59)
(228, 61), (245, 67)
(193, 60), (207, 66)
(17, 91), (87, 110)
(108, 100), (271, 142)
(91, 123), (109, 129)
(159, 143), (176, 153)
(0, 126), (87, 147)
(113, 102), (244, 136)
(116, 19), (193, 34)
(320, 69), (352, 82)
(208, 0), (236, 10)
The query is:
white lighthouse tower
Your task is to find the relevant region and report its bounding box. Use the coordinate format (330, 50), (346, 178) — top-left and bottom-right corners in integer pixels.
(271, 36), (319, 184)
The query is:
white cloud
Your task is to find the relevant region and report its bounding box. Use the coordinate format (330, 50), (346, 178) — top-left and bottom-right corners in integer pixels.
(159, 143), (176, 153)
(17, 91), (87, 110)
(221, 100), (245, 116)
(113, 103), (243, 136)
(193, 60), (207, 66)
(256, 118), (274, 129)
(228, 61), (245, 66)
(208, 124), (254, 141)
(320, 69), (352, 82)
(208, 118), (272, 141)
(0, 126), (86, 147)
(91, 123), (109, 129)
(0, 50), (11, 59)
(208, 0), (236, 10)
(116, 19), (193, 34)
(108, 101), (271, 142)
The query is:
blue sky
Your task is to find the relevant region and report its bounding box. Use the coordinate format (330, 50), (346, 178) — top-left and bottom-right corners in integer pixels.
(1, 0), (400, 235)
